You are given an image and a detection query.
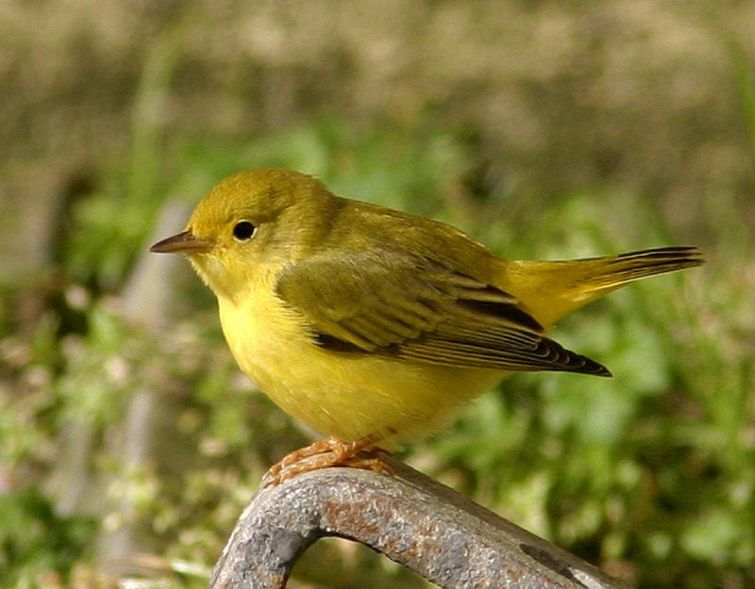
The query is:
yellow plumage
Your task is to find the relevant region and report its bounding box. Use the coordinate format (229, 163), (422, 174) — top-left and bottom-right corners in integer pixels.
(151, 169), (703, 451)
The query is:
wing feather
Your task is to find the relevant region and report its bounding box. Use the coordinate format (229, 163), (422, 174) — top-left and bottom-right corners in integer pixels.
(275, 250), (610, 376)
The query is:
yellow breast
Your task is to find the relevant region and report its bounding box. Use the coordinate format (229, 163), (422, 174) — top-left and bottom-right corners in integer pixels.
(217, 269), (503, 443)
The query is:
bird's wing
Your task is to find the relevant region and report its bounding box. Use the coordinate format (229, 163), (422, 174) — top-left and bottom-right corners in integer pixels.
(275, 250), (610, 376)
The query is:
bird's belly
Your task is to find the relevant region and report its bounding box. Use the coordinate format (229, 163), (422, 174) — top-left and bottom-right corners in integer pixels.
(218, 295), (503, 442)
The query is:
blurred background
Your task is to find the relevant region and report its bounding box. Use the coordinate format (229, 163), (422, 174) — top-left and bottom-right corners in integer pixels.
(1, 1), (753, 587)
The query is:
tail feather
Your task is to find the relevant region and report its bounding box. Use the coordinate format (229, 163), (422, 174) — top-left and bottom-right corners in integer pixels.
(581, 246), (704, 293)
(499, 246), (704, 328)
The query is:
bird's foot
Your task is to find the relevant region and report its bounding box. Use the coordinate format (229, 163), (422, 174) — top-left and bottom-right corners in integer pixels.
(262, 435), (393, 487)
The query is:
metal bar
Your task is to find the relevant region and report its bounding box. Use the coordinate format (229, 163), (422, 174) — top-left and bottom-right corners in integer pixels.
(210, 458), (629, 588)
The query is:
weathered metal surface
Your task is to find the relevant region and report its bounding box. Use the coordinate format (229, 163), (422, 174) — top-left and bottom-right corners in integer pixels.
(210, 459), (629, 588)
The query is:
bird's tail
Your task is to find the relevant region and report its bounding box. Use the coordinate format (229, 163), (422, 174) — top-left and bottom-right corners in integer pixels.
(499, 246), (704, 328)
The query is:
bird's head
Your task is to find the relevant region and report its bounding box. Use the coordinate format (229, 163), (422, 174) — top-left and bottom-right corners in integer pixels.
(151, 168), (333, 300)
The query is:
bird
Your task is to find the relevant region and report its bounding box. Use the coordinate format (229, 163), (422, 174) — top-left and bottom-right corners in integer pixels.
(150, 168), (703, 483)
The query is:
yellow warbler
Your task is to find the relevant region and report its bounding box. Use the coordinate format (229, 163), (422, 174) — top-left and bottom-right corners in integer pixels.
(151, 169), (702, 480)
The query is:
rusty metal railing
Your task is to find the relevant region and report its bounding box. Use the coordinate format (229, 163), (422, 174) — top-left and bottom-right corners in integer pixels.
(210, 458), (629, 588)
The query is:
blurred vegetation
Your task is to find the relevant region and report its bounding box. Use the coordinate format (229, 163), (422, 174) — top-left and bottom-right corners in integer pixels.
(1, 1), (754, 588)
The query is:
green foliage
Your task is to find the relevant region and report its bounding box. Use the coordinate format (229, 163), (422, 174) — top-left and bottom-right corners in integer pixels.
(426, 191), (755, 587)
(3, 66), (754, 586)
(3, 3), (755, 586)
(0, 490), (96, 587)
(56, 305), (137, 425)
(171, 116), (470, 218)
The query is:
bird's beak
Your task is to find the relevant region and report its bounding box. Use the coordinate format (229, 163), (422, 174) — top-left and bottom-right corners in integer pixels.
(150, 230), (213, 254)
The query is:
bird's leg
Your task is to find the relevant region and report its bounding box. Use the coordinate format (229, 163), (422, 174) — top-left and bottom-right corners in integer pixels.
(340, 446), (394, 476)
(262, 434), (393, 487)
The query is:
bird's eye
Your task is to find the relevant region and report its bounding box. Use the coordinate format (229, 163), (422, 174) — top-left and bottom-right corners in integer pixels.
(232, 221), (256, 241)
